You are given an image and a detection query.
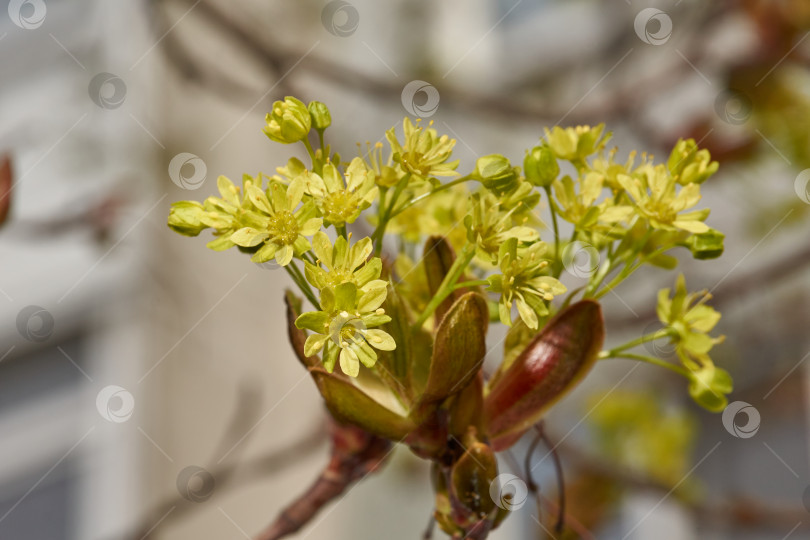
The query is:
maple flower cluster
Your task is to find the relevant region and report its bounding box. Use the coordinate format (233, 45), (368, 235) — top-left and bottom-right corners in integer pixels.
(168, 96), (730, 411)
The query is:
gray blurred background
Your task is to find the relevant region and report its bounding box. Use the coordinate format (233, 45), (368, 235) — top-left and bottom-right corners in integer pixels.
(0, 0), (809, 539)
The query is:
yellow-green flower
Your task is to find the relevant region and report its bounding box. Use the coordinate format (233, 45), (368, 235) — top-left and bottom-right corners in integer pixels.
(544, 124), (608, 162)
(169, 174), (317, 259)
(657, 275), (730, 411)
(657, 274), (724, 367)
(263, 97), (311, 144)
(272, 157), (308, 184)
(304, 232), (386, 292)
(296, 282), (395, 377)
(667, 138), (718, 185)
(385, 118), (459, 181)
(617, 165), (710, 233)
(465, 192), (539, 263)
(300, 158), (378, 226)
(363, 140), (404, 188)
(552, 174), (634, 240)
(229, 177), (322, 266)
(487, 238), (566, 329)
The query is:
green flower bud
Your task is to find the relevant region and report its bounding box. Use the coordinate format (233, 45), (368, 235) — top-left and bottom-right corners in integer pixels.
(523, 145), (559, 187)
(308, 101), (332, 131)
(686, 228), (725, 260)
(473, 154), (520, 194)
(167, 200), (207, 236)
(688, 364), (732, 412)
(263, 96), (311, 144)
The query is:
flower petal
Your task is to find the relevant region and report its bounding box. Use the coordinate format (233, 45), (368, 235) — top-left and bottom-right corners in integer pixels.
(364, 329), (396, 351)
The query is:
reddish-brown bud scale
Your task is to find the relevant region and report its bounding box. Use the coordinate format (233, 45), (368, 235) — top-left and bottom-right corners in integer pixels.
(484, 300), (604, 451)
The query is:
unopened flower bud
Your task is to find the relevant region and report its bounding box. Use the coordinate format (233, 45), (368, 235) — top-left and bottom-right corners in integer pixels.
(263, 96), (311, 144)
(308, 101), (332, 131)
(523, 145), (559, 187)
(473, 154), (520, 194)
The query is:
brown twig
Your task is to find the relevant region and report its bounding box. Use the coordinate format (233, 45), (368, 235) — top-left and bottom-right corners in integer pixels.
(0, 155), (11, 227)
(254, 421), (391, 540)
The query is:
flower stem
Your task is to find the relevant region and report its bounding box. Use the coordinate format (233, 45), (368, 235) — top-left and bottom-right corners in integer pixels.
(451, 279), (489, 291)
(412, 244), (475, 330)
(372, 173), (411, 256)
(544, 186), (560, 261)
(285, 261), (319, 307)
(600, 351), (690, 377)
(302, 137), (317, 170)
(390, 175), (471, 218)
(600, 328), (673, 357)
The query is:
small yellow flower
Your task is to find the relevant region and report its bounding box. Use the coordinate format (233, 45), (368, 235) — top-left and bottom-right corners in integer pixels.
(487, 238), (567, 329)
(304, 232), (386, 293)
(385, 118), (459, 181)
(230, 177), (322, 266)
(169, 174), (321, 263)
(296, 282), (395, 377)
(656, 275), (730, 411)
(617, 165), (710, 233)
(553, 173), (633, 229)
(465, 192), (538, 263)
(299, 158), (378, 226)
(667, 138), (718, 185)
(544, 124), (608, 162)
